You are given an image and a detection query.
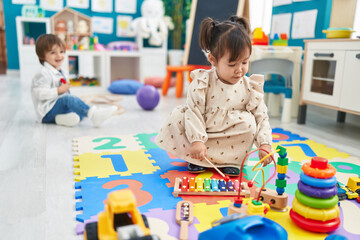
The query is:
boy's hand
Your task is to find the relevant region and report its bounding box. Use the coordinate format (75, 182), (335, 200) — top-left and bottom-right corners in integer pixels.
(57, 83), (70, 95)
(259, 144), (273, 167)
(190, 141), (207, 160)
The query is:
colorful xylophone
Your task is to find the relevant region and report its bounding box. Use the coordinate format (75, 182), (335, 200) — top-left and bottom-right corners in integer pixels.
(173, 177), (251, 197)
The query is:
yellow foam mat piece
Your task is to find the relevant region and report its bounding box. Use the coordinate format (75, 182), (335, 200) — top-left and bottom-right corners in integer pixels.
(72, 135), (144, 155)
(273, 140), (350, 162)
(193, 200), (232, 233)
(266, 207), (327, 240)
(73, 150), (160, 181)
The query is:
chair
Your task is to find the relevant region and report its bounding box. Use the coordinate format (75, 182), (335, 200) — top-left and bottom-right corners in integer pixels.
(248, 58), (294, 123)
(162, 65), (196, 98)
(162, 65), (211, 98)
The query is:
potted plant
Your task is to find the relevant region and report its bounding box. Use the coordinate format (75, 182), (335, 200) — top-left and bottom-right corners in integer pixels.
(162, 0), (191, 64)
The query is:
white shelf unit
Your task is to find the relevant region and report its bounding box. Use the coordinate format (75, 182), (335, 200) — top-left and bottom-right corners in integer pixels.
(137, 36), (167, 81)
(16, 17), (168, 92)
(16, 17), (51, 82)
(62, 50), (106, 94)
(105, 51), (142, 85)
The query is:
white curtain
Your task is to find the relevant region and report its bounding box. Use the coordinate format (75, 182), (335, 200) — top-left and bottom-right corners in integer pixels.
(353, 0), (360, 39)
(249, 0), (273, 34)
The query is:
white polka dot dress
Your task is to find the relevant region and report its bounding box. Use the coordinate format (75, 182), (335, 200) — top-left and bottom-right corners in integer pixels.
(155, 68), (272, 169)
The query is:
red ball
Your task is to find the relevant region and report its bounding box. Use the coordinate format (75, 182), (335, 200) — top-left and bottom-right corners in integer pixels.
(224, 175), (230, 182)
(248, 182), (253, 187)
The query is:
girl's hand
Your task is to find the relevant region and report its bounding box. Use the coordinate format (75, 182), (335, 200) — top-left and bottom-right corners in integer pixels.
(190, 141), (207, 160)
(259, 144), (273, 167)
(57, 83), (70, 95)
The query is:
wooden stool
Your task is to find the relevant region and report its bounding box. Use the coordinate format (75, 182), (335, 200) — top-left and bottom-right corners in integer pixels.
(162, 65), (196, 98)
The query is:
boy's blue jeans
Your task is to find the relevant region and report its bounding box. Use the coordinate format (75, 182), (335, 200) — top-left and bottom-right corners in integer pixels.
(42, 95), (90, 123)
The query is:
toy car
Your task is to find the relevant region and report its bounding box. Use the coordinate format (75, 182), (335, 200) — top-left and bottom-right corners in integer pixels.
(336, 183), (347, 201)
(84, 189), (159, 240)
(347, 177), (360, 195)
(340, 185), (359, 200)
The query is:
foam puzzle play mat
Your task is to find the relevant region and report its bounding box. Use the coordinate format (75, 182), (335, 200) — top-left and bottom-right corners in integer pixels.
(73, 128), (360, 240)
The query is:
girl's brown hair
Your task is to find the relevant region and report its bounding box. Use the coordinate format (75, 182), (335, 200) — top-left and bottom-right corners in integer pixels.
(35, 34), (66, 65)
(199, 16), (252, 63)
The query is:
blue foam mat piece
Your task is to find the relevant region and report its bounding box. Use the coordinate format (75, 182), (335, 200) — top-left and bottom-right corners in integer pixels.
(75, 172), (183, 222)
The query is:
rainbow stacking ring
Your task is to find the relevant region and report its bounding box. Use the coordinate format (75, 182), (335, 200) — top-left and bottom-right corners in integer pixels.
(298, 181), (338, 199)
(300, 172), (337, 188)
(302, 161), (336, 179)
(289, 209), (341, 233)
(295, 190), (339, 209)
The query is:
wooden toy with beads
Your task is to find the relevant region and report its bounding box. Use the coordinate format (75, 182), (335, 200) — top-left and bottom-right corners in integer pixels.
(255, 145), (289, 211)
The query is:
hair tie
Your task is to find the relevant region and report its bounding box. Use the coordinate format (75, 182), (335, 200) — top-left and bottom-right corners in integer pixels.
(211, 21), (216, 28)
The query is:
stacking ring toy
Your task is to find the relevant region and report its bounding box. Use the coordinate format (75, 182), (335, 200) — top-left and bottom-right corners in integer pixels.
(292, 198), (339, 221)
(302, 162), (336, 179)
(300, 172), (337, 188)
(290, 209), (341, 233)
(298, 181), (338, 199)
(295, 190), (339, 209)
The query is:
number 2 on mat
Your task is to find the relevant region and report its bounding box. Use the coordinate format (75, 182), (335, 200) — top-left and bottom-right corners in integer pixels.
(93, 137), (126, 150)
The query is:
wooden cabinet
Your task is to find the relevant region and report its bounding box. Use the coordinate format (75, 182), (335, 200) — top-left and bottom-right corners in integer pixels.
(298, 39), (360, 124)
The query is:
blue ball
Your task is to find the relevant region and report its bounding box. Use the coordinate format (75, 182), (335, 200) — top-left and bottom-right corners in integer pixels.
(278, 173), (286, 180)
(136, 85), (160, 110)
(276, 187), (285, 195)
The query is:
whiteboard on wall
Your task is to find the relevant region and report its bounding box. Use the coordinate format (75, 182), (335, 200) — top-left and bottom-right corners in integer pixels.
(67, 0), (89, 9)
(40, 0), (63, 11)
(291, 9), (317, 39)
(270, 13), (292, 39)
(91, 0), (113, 13)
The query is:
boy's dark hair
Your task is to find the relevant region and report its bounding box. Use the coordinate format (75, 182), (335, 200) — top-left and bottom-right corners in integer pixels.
(35, 34), (66, 65)
(199, 16), (252, 63)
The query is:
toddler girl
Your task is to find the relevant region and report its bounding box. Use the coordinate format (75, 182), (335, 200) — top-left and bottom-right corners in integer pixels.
(155, 16), (273, 176)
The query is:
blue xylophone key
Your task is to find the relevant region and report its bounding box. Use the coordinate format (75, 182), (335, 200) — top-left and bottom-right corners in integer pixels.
(219, 179), (227, 192)
(211, 179), (219, 192)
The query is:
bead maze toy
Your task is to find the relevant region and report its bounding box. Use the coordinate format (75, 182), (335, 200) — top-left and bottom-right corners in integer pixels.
(289, 157), (341, 233)
(228, 146), (284, 216)
(176, 201), (194, 240)
(254, 145), (289, 211)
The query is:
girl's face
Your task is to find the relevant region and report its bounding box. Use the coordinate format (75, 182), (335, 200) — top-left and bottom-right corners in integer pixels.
(208, 48), (250, 85)
(44, 44), (65, 70)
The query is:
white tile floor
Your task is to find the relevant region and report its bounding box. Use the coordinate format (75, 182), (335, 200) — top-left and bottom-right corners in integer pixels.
(0, 73), (359, 239)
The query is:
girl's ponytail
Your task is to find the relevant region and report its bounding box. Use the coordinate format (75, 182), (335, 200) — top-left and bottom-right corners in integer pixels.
(199, 17), (217, 53)
(229, 15), (251, 36)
